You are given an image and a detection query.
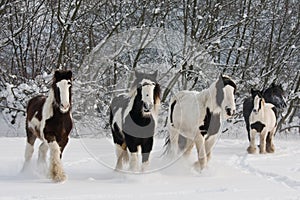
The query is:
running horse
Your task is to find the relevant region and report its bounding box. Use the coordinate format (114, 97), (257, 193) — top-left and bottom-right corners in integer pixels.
(165, 74), (237, 171)
(243, 83), (286, 144)
(247, 89), (277, 154)
(22, 70), (73, 182)
(110, 71), (161, 172)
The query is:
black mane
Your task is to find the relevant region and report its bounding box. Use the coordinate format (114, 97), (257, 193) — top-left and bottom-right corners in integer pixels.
(243, 82), (286, 141)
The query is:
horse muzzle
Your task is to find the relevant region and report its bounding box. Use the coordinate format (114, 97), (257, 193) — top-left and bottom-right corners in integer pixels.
(225, 107), (235, 117)
(60, 103), (70, 113)
(143, 102), (153, 113)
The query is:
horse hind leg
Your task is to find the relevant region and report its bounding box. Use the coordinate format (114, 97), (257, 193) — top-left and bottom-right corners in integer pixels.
(22, 127), (37, 172)
(37, 142), (49, 174)
(166, 125), (180, 159)
(141, 137), (154, 172)
(183, 138), (194, 157)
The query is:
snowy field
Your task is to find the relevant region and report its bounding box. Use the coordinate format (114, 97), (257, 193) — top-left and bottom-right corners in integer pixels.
(0, 132), (300, 200)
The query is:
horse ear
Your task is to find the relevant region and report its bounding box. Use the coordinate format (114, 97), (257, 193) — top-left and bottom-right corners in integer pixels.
(250, 88), (256, 98)
(66, 70), (72, 79)
(219, 73), (223, 79)
(54, 70), (61, 80)
(152, 70), (158, 79)
(134, 70), (142, 78)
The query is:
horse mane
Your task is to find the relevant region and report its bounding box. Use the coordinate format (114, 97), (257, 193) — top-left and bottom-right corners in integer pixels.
(214, 74), (236, 109)
(222, 75), (237, 94)
(51, 70), (72, 88)
(153, 83), (161, 114)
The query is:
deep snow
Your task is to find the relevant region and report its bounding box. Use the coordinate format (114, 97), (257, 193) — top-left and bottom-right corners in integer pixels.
(0, 132), (300, 200)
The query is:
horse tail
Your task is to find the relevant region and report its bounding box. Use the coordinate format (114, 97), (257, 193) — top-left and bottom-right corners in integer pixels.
(162, 135), (171, 156)
(162, 97), (177, 156)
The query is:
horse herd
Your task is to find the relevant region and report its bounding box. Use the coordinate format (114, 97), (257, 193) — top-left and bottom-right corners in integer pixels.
(21, 70), (286, 182)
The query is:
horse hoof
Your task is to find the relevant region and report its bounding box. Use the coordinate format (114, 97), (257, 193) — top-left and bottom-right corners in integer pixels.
(259, 149), (267, 154)
(52, 173), (67, 183)
(193, 160), (206, 172)
(247, 146), (256, 154)
(266, 146), (275, 153)
(193, 162), (201, 172)
(141, 161), (150, 172)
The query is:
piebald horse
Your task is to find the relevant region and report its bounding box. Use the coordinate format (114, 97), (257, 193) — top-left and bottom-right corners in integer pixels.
(110, 71), (161, 172)
(243, 83), (286, 142)
(247, 89), (277, 154)
(22, 70), (73, 182)
(165, 74), (236, 171)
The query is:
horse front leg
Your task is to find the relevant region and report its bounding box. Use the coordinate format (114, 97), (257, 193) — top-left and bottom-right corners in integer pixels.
(259, 130), (268, 154)
(45, 134), (67, 182)
(37, 142), (49, 174)
(141, 137), (153, 172)
(193, 134), (207, 171)
(205, 135), (217, 163)
(125, 134), (139, 172)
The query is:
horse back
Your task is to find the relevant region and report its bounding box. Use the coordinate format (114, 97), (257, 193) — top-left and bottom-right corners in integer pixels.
(110, 94), (130, 145)
(110, 94), (130, 124)
(264, 103), (277, 128)
(170, 90), (206, 136)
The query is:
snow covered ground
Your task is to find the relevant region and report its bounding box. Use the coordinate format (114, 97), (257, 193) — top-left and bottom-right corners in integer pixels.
(0, 132), (300, 200)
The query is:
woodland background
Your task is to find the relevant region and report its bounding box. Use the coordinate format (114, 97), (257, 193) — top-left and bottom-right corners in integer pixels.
(0, 0), (299, 136)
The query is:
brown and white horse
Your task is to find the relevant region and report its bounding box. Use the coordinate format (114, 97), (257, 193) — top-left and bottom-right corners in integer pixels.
(22, 70), (73, 182)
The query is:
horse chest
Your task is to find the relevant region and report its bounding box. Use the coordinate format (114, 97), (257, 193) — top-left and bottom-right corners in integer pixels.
(44, 112), (72, 138)
(199, 107), (221, 137)
(122, 112), (155, 138)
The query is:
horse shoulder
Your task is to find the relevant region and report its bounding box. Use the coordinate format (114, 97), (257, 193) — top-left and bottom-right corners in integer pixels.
(27, 95), (46, 121)
(111, 93), (131, 129)
(42, 90), (55, 121)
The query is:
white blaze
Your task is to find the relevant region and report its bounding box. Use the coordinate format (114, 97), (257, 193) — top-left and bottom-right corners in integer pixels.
(56, 80), (71, 113)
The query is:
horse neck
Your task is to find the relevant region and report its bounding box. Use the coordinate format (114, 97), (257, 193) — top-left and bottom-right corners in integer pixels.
(130, 94), (145, 117)
(257, 100), (266, 118)
(203, 81), (222, 113)
(45, 88), (66, 115)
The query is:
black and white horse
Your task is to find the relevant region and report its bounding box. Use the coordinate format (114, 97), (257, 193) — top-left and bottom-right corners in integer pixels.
(165, 74), (236, 171)
(247, 89), (277, 154)
(243, 83), (286, 142)
(110, 71), (161, 172)
(22, 70), (73, 182)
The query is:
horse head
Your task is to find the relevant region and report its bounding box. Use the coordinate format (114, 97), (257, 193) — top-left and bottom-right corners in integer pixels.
(263, 83), (286, 109)
(133, 70), (160, 117)
(52, 70), (73, 113)
(216, 74), (237, 118)
(251, 88), (264, 114)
